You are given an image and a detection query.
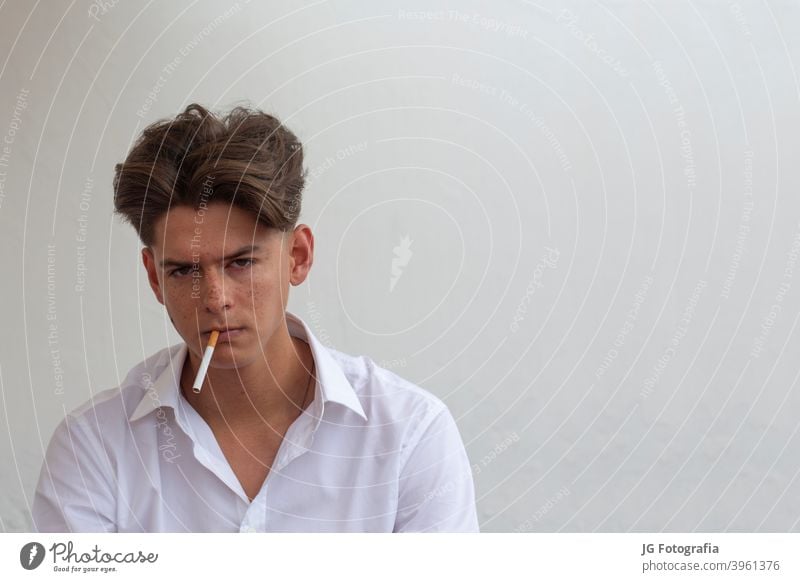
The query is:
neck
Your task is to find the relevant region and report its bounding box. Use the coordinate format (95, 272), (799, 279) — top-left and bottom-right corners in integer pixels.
(180, 324), (315, 428)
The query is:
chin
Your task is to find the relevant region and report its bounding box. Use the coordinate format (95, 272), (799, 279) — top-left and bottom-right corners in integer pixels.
(208, 347), (254, 368)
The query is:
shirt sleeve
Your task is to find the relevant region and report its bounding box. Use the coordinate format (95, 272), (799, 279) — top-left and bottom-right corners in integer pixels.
(32, 414), (117, 532)
(393, 405), (480, 532)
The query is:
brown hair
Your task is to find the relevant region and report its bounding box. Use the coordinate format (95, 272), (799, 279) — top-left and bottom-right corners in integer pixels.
(113, 103), (305, 247)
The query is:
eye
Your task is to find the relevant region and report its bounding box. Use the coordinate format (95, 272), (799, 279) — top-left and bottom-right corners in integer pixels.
(230, 258), (254, 269)
(169, 266), (193, 277)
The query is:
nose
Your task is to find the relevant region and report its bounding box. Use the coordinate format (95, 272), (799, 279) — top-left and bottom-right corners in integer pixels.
(199, 267), (232, 313)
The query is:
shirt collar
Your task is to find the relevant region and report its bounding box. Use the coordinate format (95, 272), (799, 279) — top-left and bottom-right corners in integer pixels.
(129, 311), (367, 422)
(285, 311), (367, 421)
(128, 343), (186, 423)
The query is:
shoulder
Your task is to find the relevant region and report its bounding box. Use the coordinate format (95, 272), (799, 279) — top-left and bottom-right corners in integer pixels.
(57, 344), (179, 437)
(325, 346), (449, 436)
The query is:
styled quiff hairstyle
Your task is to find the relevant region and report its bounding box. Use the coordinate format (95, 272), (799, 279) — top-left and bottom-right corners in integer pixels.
(113, 103), (305, 247)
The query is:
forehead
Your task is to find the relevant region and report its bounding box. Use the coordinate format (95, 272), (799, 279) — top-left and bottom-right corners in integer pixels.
(152, 202), (279, 258)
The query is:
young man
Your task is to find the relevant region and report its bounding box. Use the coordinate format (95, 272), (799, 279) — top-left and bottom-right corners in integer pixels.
(32, 103), (479, 532)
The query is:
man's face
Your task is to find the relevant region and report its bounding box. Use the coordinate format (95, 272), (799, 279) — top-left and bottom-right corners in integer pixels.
(141, 202), (313, 369)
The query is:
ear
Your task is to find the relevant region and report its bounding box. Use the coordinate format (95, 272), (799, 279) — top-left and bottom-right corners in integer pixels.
(288, 225), (314, 286)
(141, 247), (165, 305)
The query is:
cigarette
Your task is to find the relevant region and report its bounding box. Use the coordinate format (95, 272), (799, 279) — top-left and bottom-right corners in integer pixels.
(192, 330), (219, 394)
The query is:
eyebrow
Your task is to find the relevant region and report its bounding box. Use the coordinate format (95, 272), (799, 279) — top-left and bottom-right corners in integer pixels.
(160, 245), (261, 268)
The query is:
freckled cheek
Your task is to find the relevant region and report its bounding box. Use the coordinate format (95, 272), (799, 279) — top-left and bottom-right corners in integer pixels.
(248, 281), (284, 312)
(162, 290), (194, 328)
(162, 280), (190, 300)
(160, 276), (273, 320)
(247, 283), (269, 307)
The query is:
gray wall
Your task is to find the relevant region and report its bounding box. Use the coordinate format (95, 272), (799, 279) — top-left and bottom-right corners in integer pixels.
(2, 0), (799, 532)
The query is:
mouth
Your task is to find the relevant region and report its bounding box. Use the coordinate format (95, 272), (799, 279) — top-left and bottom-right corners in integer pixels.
(201, 327), (245, 341)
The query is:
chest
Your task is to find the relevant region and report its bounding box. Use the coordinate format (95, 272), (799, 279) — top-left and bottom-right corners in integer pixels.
(120, 414), (401, 531)
(213, 425), (289, 501)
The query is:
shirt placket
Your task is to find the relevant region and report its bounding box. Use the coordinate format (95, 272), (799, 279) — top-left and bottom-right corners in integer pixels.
(239, 408), (319, 532)
(176, 401), (252, 504)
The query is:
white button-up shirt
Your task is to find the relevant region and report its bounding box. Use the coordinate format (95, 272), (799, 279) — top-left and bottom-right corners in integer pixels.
(32, 312), (479, 532)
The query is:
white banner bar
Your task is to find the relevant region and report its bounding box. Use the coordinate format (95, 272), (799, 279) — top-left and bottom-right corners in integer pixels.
(1, 533), (797, 581)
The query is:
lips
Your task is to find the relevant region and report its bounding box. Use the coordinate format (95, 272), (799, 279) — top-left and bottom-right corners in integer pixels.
(223, 329), (245, 341)
(202, 326), (244, 334)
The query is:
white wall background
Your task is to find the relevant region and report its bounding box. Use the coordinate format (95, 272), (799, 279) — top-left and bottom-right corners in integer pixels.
(2, 0), (800, 532)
